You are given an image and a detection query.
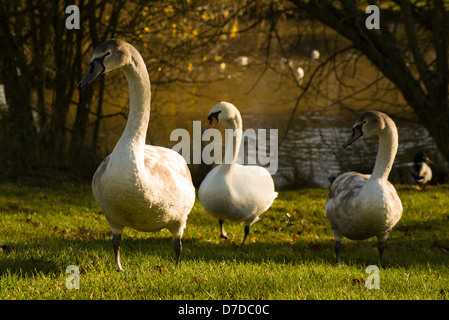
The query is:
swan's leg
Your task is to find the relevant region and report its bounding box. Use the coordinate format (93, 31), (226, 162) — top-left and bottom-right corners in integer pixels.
(377, 241), (386, 267)
(112, 234), (124, 271)
(219, 219), (228, 239)
(173, 238), (182, 267)
(241, 225), (250, 246)
(376, 232), (389, 267)
(335, 240), (342, 265)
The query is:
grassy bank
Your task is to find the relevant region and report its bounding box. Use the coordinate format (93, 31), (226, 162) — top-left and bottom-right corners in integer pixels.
(0, 180), (448, 300)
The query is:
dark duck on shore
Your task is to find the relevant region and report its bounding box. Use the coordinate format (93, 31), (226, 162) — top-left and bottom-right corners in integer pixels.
(410, 152), (433, 190)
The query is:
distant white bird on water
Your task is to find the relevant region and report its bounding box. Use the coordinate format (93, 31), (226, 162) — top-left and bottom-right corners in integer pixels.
(235, 56), (249, 67)
(310, 49), (320, 60)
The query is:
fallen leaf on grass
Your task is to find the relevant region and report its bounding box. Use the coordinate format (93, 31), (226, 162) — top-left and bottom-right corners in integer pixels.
(351, 278), (365, 286)
(193, 276), (205, 282)
(154, 265), (167, 274)
(308, 243), (321, 252)
(26, 219), (41, 227)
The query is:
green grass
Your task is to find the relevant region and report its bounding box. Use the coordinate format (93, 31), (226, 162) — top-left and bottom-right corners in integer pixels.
(0, 179), (448, 300)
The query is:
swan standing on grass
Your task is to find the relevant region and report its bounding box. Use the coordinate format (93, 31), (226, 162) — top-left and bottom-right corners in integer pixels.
(198, 102), (277, 245)
(410, 152), (433, 190)
(78, 39), (195, 271)
(325, 111), (402, 266)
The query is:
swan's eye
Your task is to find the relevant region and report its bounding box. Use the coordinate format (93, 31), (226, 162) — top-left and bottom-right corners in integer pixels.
(207, 111), (222, 124)
(88, 62), (95, 74)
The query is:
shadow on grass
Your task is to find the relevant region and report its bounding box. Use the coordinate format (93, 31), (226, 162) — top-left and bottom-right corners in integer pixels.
(2, 234), (447, 279)
(0, 244), (60, 277)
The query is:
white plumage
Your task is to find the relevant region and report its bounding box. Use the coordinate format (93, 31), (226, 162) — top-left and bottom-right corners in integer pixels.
(78, 39), (195, 270)
(310, 49), (320, 60)
(325, 110), (402, 265)
(198, 102), (277, 245)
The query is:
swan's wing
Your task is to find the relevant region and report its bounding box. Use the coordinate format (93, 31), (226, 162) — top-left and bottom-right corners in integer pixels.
(92, 154), (111, 191)
(326, 172), (369, 206)
(325, 172), (369, 238)
(143, 145), (194, 187)
(383, 180), (403, 228)
(232, 164), (277, 210)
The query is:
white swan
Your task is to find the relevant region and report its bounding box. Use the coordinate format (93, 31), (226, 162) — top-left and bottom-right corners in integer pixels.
(78, 39), (195, 270)
(310, 49), (320, 60)
(325, 110), (402, 265)
(198, 102), (277, 245)
(410, 152), (433, 190)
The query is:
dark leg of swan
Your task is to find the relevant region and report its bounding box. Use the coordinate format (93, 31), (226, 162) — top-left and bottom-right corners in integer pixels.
(335, 240), (342, 265)
(173, 238), (182, 267)
(378, 241), (386, 267)
(241, 225), (250, 246)
(112, 234), (123, 271)
(219, 219), (228, 240)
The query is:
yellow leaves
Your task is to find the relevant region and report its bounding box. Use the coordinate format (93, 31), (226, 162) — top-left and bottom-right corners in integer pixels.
(229, 19), (238, 39)
(200, 11), (215, 21)
(163, 4), (174, 17)
(187, 63), (193, 72)
(142, 6), (149, 16)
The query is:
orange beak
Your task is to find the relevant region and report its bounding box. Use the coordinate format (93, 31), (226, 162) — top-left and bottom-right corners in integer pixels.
(203, 118), (218, 132)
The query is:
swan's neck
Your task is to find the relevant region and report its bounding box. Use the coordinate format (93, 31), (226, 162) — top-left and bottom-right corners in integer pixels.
(370, 119), (398, 181)
(115, 58), (151, 153)
(218, 115), (243, 176)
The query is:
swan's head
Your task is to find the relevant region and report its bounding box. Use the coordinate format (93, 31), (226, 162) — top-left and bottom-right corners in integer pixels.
(78, 39), (134, 89)
(204, 101), (241, 131)
(343, 110), (388, 148)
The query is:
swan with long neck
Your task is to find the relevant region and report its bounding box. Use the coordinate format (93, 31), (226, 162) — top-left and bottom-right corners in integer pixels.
(78, 39), (195, 270)
(198, 102), (277, 245)
(325, 110), (402, 265)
